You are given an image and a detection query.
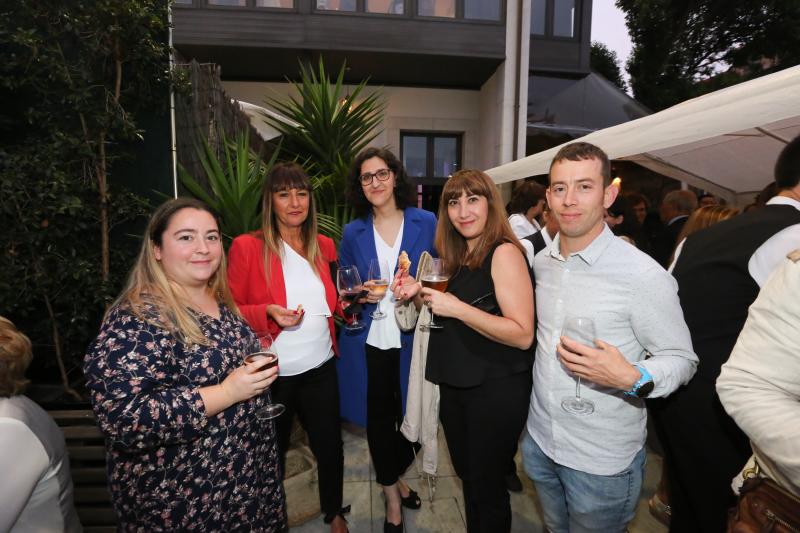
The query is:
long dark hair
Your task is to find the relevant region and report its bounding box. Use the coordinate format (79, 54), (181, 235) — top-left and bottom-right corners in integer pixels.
(346, 147), (416, 218)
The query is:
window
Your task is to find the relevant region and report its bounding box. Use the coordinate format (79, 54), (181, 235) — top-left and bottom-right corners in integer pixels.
(208, 0), (246, 5)
(316, 0), (356, 11)
(256, 0), (294, 6)
(464, 0), (501, 21)
(401, 132), (462, 212)
(531, 0), (579, 39)
(366, 0), (404, 14)
(418, 0), (455, 18)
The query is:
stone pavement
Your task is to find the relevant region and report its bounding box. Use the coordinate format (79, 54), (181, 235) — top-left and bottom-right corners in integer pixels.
(289, 423), (668, 533)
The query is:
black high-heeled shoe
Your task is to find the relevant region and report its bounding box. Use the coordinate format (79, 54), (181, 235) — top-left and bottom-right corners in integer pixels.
(384, 519), (403, 533)
(400, 488), (421, 510)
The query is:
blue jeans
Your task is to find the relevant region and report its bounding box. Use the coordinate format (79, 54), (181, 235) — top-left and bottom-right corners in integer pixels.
(521, 432), (646, 533)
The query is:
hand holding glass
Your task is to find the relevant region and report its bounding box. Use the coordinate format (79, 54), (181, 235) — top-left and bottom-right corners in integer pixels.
(244, 333), (285, 420)
(420, 258), (449, 331)
(367, 258), (390, 320)
(560, 317), (596, 415)
(337, 265), (366, 332)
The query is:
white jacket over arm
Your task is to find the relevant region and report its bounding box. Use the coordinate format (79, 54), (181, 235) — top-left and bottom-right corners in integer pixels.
(717, 250), (800, 497)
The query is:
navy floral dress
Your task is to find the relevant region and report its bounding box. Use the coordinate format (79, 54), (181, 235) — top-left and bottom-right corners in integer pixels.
(84, 303), (287, 532)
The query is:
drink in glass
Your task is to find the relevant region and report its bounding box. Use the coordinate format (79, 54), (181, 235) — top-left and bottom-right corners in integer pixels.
(367, 258), (391, 319)
(244, 333), (285, 420)
(337, 265), (366, 331)
(420, 258), (449, 331)
(559, 317), (596, 415)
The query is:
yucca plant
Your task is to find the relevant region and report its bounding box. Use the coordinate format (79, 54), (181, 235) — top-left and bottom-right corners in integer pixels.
(262, 58), (385, 183)
(178, 132), (279, 243)
(179, 132), (345, 244)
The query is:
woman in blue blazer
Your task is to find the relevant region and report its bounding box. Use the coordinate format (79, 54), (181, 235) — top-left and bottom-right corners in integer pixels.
(337, 147), (436, 532)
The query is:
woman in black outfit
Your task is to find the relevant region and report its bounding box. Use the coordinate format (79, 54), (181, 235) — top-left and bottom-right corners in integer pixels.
(399, 169), (534, 532)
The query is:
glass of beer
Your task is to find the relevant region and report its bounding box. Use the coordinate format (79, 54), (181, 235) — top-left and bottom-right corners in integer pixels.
(337, 265), (366, 331)
(367, 258), (390, 319)
(244, 333), (285, 420)
(420, 257), (449, 331)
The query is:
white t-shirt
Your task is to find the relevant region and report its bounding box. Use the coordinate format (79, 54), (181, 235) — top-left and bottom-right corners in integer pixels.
(508, 213), (540, 239)
(273, 241), (333, 375)
(366, 219), (404, 350)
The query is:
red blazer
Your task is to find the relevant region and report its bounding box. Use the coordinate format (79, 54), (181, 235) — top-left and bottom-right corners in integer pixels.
(227, 232), (342, 354)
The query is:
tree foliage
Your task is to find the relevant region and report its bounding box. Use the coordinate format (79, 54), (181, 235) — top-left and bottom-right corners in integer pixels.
(0, 0), (171, 395)
(590, 42), (628, 92)
(618, 0), (800, 111)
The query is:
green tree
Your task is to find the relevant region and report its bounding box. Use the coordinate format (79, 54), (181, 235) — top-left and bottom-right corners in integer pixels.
(618, 0), (800, 111)
(1, 0), (171, 396)
(590, 41), (628, 92)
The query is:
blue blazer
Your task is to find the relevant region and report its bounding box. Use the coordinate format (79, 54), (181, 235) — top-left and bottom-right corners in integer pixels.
(336, 207), (437, 427)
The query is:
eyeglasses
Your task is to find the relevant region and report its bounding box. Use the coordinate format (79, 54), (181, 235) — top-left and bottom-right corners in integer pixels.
(359, 168), (392, 186)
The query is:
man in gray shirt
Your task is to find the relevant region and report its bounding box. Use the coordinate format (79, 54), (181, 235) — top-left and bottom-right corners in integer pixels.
(521, 142), (697, 533)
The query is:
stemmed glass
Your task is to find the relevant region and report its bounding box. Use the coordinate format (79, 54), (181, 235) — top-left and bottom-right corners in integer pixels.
(367, 258), (390, 320)
(244, 333), (285, 420)
(419, 258), (449, 331)
(560, 317), (596, 416)
(337, 265), (366, 332)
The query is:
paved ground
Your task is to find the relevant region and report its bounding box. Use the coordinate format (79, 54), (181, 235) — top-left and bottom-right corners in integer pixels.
(289, 423), (668, 533)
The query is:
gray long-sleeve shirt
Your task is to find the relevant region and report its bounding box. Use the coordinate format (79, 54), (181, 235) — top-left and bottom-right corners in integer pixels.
(527, 225), (698, 475)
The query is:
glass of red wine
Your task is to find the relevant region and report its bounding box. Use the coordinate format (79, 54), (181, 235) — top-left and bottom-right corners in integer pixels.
(337, 265), (366, 332)
(244, 333), (285, 420)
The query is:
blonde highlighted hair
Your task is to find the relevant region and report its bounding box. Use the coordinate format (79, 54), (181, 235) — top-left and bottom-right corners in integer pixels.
(0, 316), (33, 397)
(111, 198), (238, 346)
(435, 169), (524, 274)
(260, 162), (323, 278)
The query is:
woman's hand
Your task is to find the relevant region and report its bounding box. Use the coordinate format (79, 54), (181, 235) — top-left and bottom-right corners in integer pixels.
(220, 362), (279, 404)
(362, 280), (383, 304)
(421, 288), (464, 319)
(267, 304), (303, 328)
(392, 271), (421, 302)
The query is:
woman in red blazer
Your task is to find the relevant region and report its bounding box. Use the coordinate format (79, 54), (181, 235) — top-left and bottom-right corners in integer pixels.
(228, 162), (348, 533)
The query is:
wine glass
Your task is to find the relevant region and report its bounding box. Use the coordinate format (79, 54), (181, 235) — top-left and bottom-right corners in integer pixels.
(244, 333), (285, 420)
(419, 258), (449, 331)
(367, 258), (390, 320)
(559, 317), (596, 416)
(337, 265), (366, 332)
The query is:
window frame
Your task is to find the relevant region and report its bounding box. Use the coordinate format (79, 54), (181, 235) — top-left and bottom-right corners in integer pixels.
(530, 0), (581, 41)
(400, 131), (463, 186)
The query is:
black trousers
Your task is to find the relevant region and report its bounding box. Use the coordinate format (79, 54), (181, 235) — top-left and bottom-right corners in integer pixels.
(365, 344), (416, 486)
(439, 371), (532, 533)
(271, 357), (344, 517)
(652, 375), (751, 533)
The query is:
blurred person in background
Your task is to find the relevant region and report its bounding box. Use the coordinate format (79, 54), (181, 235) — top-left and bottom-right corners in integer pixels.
(1, 316), (82, 533)
(507, 181), (547, 238)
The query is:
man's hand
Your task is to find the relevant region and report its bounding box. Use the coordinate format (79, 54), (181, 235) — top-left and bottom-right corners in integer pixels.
(557, 337), (641, 391)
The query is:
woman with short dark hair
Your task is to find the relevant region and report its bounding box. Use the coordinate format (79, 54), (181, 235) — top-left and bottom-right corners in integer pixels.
(338, 147), (437, 532)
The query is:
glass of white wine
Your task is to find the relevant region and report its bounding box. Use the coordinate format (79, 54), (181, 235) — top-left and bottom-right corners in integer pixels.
(559, 317), (596, 415)
(367, 258), (390, 319)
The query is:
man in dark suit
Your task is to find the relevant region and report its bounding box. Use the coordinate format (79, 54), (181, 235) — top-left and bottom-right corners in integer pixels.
(651, 190), (697, 267)
(656, 135), (800, 532)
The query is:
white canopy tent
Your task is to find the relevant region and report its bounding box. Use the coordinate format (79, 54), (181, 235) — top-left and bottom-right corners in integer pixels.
(234, 100), (298, 141)
(487, 66), (800, 205)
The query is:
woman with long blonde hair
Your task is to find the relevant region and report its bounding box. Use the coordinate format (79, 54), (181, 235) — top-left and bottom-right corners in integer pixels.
(398, 169), (534, 532)
(84, 197), (286, 530)
(227, 162), (349, 533)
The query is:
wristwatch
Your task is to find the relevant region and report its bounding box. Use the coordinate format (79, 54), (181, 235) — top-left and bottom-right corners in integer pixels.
(625, 364), (654, 398)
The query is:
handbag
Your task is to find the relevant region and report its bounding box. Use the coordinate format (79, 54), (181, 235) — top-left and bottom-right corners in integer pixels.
(727, 462), (800, 533)
(469, 291), (501, 316)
